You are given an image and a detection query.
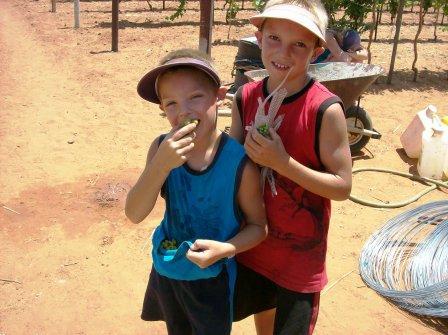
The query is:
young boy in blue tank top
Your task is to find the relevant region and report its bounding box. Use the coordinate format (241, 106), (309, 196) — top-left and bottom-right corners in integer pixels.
(125, 48), (268, 335)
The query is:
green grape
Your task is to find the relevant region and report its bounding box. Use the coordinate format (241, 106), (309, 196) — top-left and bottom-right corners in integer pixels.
(257, 124), (270, 137)
(180, 118), (199, 128)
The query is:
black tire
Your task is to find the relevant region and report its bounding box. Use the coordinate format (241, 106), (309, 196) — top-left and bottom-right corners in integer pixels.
(345, 106), (373, 154)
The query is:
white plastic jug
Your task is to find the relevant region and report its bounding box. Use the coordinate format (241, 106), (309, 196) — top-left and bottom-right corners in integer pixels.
(417, 116), (448, 180)
(401, 105), (437, 159)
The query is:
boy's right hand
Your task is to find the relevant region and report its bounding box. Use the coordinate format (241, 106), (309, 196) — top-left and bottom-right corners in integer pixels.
(245, 126), (289, 172)
(153, 122), (197, 172)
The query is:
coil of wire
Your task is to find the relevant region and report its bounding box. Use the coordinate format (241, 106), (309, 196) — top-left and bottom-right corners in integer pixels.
(359, 200), (448, 317)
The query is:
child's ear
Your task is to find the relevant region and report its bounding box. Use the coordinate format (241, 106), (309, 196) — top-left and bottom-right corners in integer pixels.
(216, 86), (228, 101)
(255, 30), (263, 48)
(311, 46), (325, 63)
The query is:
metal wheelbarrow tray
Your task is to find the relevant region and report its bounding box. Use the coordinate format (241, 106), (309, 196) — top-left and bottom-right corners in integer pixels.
(245, 62), (384, 153)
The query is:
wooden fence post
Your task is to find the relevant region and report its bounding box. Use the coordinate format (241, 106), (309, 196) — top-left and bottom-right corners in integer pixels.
(199, 0), (214, 55)
(112, 0), (119, 52)
(74, 0), (80, 28)
(51, 0), (56, 13)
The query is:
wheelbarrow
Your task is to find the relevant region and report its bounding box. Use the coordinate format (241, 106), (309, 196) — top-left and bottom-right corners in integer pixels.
(243, 62), (384, 153)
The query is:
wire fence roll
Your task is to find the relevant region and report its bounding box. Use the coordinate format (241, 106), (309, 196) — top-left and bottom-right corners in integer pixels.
(359, 200), (448, 317)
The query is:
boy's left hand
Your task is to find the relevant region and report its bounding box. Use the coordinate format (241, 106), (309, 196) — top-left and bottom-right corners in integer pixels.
(244, 127), (289, 171)
(186, 239), (235, 268)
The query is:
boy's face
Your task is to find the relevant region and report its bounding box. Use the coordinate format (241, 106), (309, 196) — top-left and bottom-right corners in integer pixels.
(157, 68), (225, 140)
(256, 18), (323, 87)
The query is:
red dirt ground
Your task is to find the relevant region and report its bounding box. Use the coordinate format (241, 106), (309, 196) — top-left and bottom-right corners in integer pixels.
(1, 0), (447, 334)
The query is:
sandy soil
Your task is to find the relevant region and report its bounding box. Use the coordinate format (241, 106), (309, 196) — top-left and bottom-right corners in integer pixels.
(1, 0), (447, 334)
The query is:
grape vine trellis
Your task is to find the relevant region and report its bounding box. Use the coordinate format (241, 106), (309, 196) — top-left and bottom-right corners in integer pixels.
(108, 0), (447, 82)
(166, 0), (447, 36)
(167, 0), (266, 21)
(166, 0), (447, 31)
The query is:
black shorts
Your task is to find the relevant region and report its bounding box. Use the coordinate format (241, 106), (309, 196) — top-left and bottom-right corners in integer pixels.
(233, 263), (320, 335)
(141, 266), (232, 335)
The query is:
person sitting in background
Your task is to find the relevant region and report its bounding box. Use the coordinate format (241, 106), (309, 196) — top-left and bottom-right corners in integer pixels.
(313, 28), (368, 63)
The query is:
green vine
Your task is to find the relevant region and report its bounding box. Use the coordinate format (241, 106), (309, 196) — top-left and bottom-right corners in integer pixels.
(224, 0), (266, 22)
(252, 0), (267, 11)
(164, 0), (448, 35)
(226, 0), (240, 23)
(167, 0), (187, 21)
(324, 0), (375, 32)
(167, 0), (267, 23)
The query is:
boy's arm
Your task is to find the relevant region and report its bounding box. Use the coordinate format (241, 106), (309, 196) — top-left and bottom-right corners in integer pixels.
(325, 30), (342, 56)
(227, 159), (268, 252)
(348, 48), (368, 62)
(125, 137), (167, 224)
(125, 123), (197, 223)
(325, 31), (351, 62)
(186, 159), (268, 268)
(229, 90), (244, 143)
(245, 103), (352, 201)
(316, 103), (353, 199)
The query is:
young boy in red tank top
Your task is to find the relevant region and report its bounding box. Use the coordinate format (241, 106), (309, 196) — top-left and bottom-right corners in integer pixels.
(229, 1), (352, 334)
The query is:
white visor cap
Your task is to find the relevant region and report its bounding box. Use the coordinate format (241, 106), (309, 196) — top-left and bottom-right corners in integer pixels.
(250, 4), (326, 46)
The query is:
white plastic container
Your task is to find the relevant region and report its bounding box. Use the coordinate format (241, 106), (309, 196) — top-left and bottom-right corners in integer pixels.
(417, 117), (448, 180)
(400, 105), (437, 159)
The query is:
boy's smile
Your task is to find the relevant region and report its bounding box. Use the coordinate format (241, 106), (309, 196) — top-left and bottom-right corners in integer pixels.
(272, 61), (290, 71)
(256, 18), (323, 94)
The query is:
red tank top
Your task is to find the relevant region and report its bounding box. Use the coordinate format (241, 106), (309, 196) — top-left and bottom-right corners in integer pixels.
(237, 78), (342, 292)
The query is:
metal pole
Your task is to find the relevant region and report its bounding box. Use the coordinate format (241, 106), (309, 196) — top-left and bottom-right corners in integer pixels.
(387, 0), (404, 84)
(112, 0), (119, 52)
(74, 0), (80, 28)
(199, 0), (214, 55)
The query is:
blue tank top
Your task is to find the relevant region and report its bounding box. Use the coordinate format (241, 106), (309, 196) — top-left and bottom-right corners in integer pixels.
(162, 132), (246, 242)
(151, 133), (247, 282)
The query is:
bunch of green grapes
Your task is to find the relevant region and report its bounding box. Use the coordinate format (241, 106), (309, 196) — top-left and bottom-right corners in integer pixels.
(257, 124), (270, 137)
(161, 239), (178, 250)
